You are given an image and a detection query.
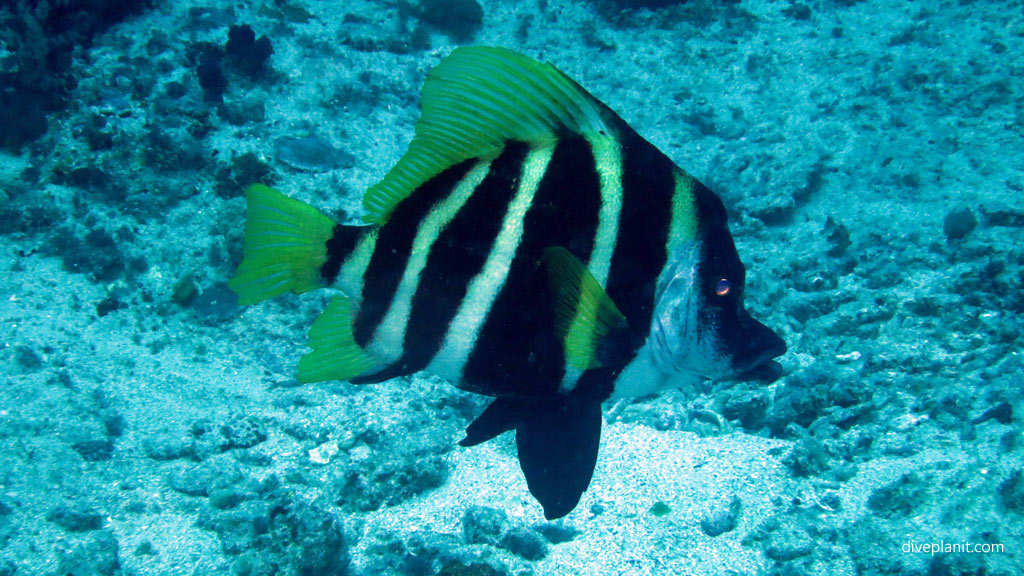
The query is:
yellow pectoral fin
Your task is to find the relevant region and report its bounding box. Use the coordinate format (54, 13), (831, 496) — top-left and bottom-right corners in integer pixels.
(542, 246), (626, 371)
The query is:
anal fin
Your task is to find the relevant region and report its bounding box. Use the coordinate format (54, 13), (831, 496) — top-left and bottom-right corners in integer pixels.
(297, 296), (377, 383)
(461, 394), (602, 520)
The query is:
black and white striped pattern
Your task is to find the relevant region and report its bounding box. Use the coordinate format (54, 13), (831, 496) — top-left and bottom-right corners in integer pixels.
(329, 125), (700, 398)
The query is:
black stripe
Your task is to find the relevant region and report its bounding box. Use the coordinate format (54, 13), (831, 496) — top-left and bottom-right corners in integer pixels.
(321, 224), (364, 285)
(388, 142), (531, 376)
(353, 160), (475, 347)
(464, 136), (603, 397)
(605, 125), (676, 338)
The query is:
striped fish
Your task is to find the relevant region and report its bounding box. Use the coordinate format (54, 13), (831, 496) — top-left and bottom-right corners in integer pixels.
(228, 47), (785, 519)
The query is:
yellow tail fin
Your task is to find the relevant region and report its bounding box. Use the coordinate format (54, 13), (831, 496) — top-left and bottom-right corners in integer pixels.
(228, 184), (336, 305)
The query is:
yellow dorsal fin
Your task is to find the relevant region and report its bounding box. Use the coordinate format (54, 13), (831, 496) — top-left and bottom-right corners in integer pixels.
(542, 247), (626, 371)
(363, 46), (615, 224)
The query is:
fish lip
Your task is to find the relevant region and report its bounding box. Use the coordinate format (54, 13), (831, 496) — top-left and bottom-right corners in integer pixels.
(734, 359), (784, 383)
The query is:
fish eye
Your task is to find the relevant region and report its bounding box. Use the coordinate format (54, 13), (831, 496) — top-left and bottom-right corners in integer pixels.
(714, 278), (731, 297)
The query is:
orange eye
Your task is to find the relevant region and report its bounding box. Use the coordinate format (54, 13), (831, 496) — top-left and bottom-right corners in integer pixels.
(715, 278), (731, 297)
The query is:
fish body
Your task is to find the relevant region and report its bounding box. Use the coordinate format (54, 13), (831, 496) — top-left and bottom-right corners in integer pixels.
(229, 47), (786, 519)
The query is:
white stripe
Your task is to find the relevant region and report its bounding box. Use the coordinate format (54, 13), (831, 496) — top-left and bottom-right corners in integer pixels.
(337, 229), (378, 303)
(669, 169), (699, 254)
(368, 159), (493, 362)
(584, 134), (623, 286)
(428, 143), (555, 382)
(560, 133), (623, 392)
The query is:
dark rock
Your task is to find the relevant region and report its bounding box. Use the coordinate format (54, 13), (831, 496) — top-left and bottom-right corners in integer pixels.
(226, 25), (273, 78)
(172, 273), (199, 307)
(165, 81), (187, 99)
(782, 2), (812, 20)
(998, 469), (1024, 512)
(215, 152), (276, 198)
(600, 0), (690, 9)
(209, 488), (249, 510)
(59, 227), (126, 283)
(0, 89), (49, 153)
(220, 417), (267, 451)
(66, 165), (125, 202)
(220, 97), (266, 126)
(197, 53), (227, 103)
(203, 495), (349, 573)
(47, 505), (103, 532)
(364, 531), (509, 576)
(999, 430), (1018, 453)
(534, 523), (579, 544)
(14, 345), (43, 371)
(192, 283), (241, 324)
(972, 402), (1012, 425)
(499, 527), (548, 561)
(145, 126), (205, 172)
(649, 501), (671, 516)
(823, 217), (851, 257)
(944, 206), (977, 240)
(72, 439), (115, 462)
(419, 0), (484, 41)
(979, 204), (1024, 228)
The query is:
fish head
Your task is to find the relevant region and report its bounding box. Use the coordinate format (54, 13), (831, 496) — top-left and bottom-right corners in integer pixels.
(650, 228), (786, 384)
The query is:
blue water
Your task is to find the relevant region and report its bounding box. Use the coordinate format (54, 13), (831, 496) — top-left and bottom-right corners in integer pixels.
(0, 0), (1021, 574)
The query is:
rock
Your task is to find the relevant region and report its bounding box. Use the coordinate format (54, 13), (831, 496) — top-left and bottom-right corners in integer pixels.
(462, 506), (508, 547)
(943, 206), (977, 240)
(225, 25), (273, 79)
(192, 283), (240, 324)
(220, 417), (267, 451)
(168, 457), (243, 497)
(998, 469), (1024, 512)
(722, 390), (770, 430)
(143, 433), (195, 461)
(783, 433), (831, 477)
(273, 135), (355, 172)
(823, 216), (851, 257)
(972, 402), (1013, 425)
(700, 496), (741, 537)
(209, 488), (249, 510)
(867, 472), (928, 517)
(72, 439), (115, 462)
(47, 505), (103, 532)
(534, 523), (579, 544)
(765, 527), (813, 561)
(56, 530), (120, 576)
(499, 527), (548, 561)
(334, 452), (447, 512)
(419, 0), (484, 41)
